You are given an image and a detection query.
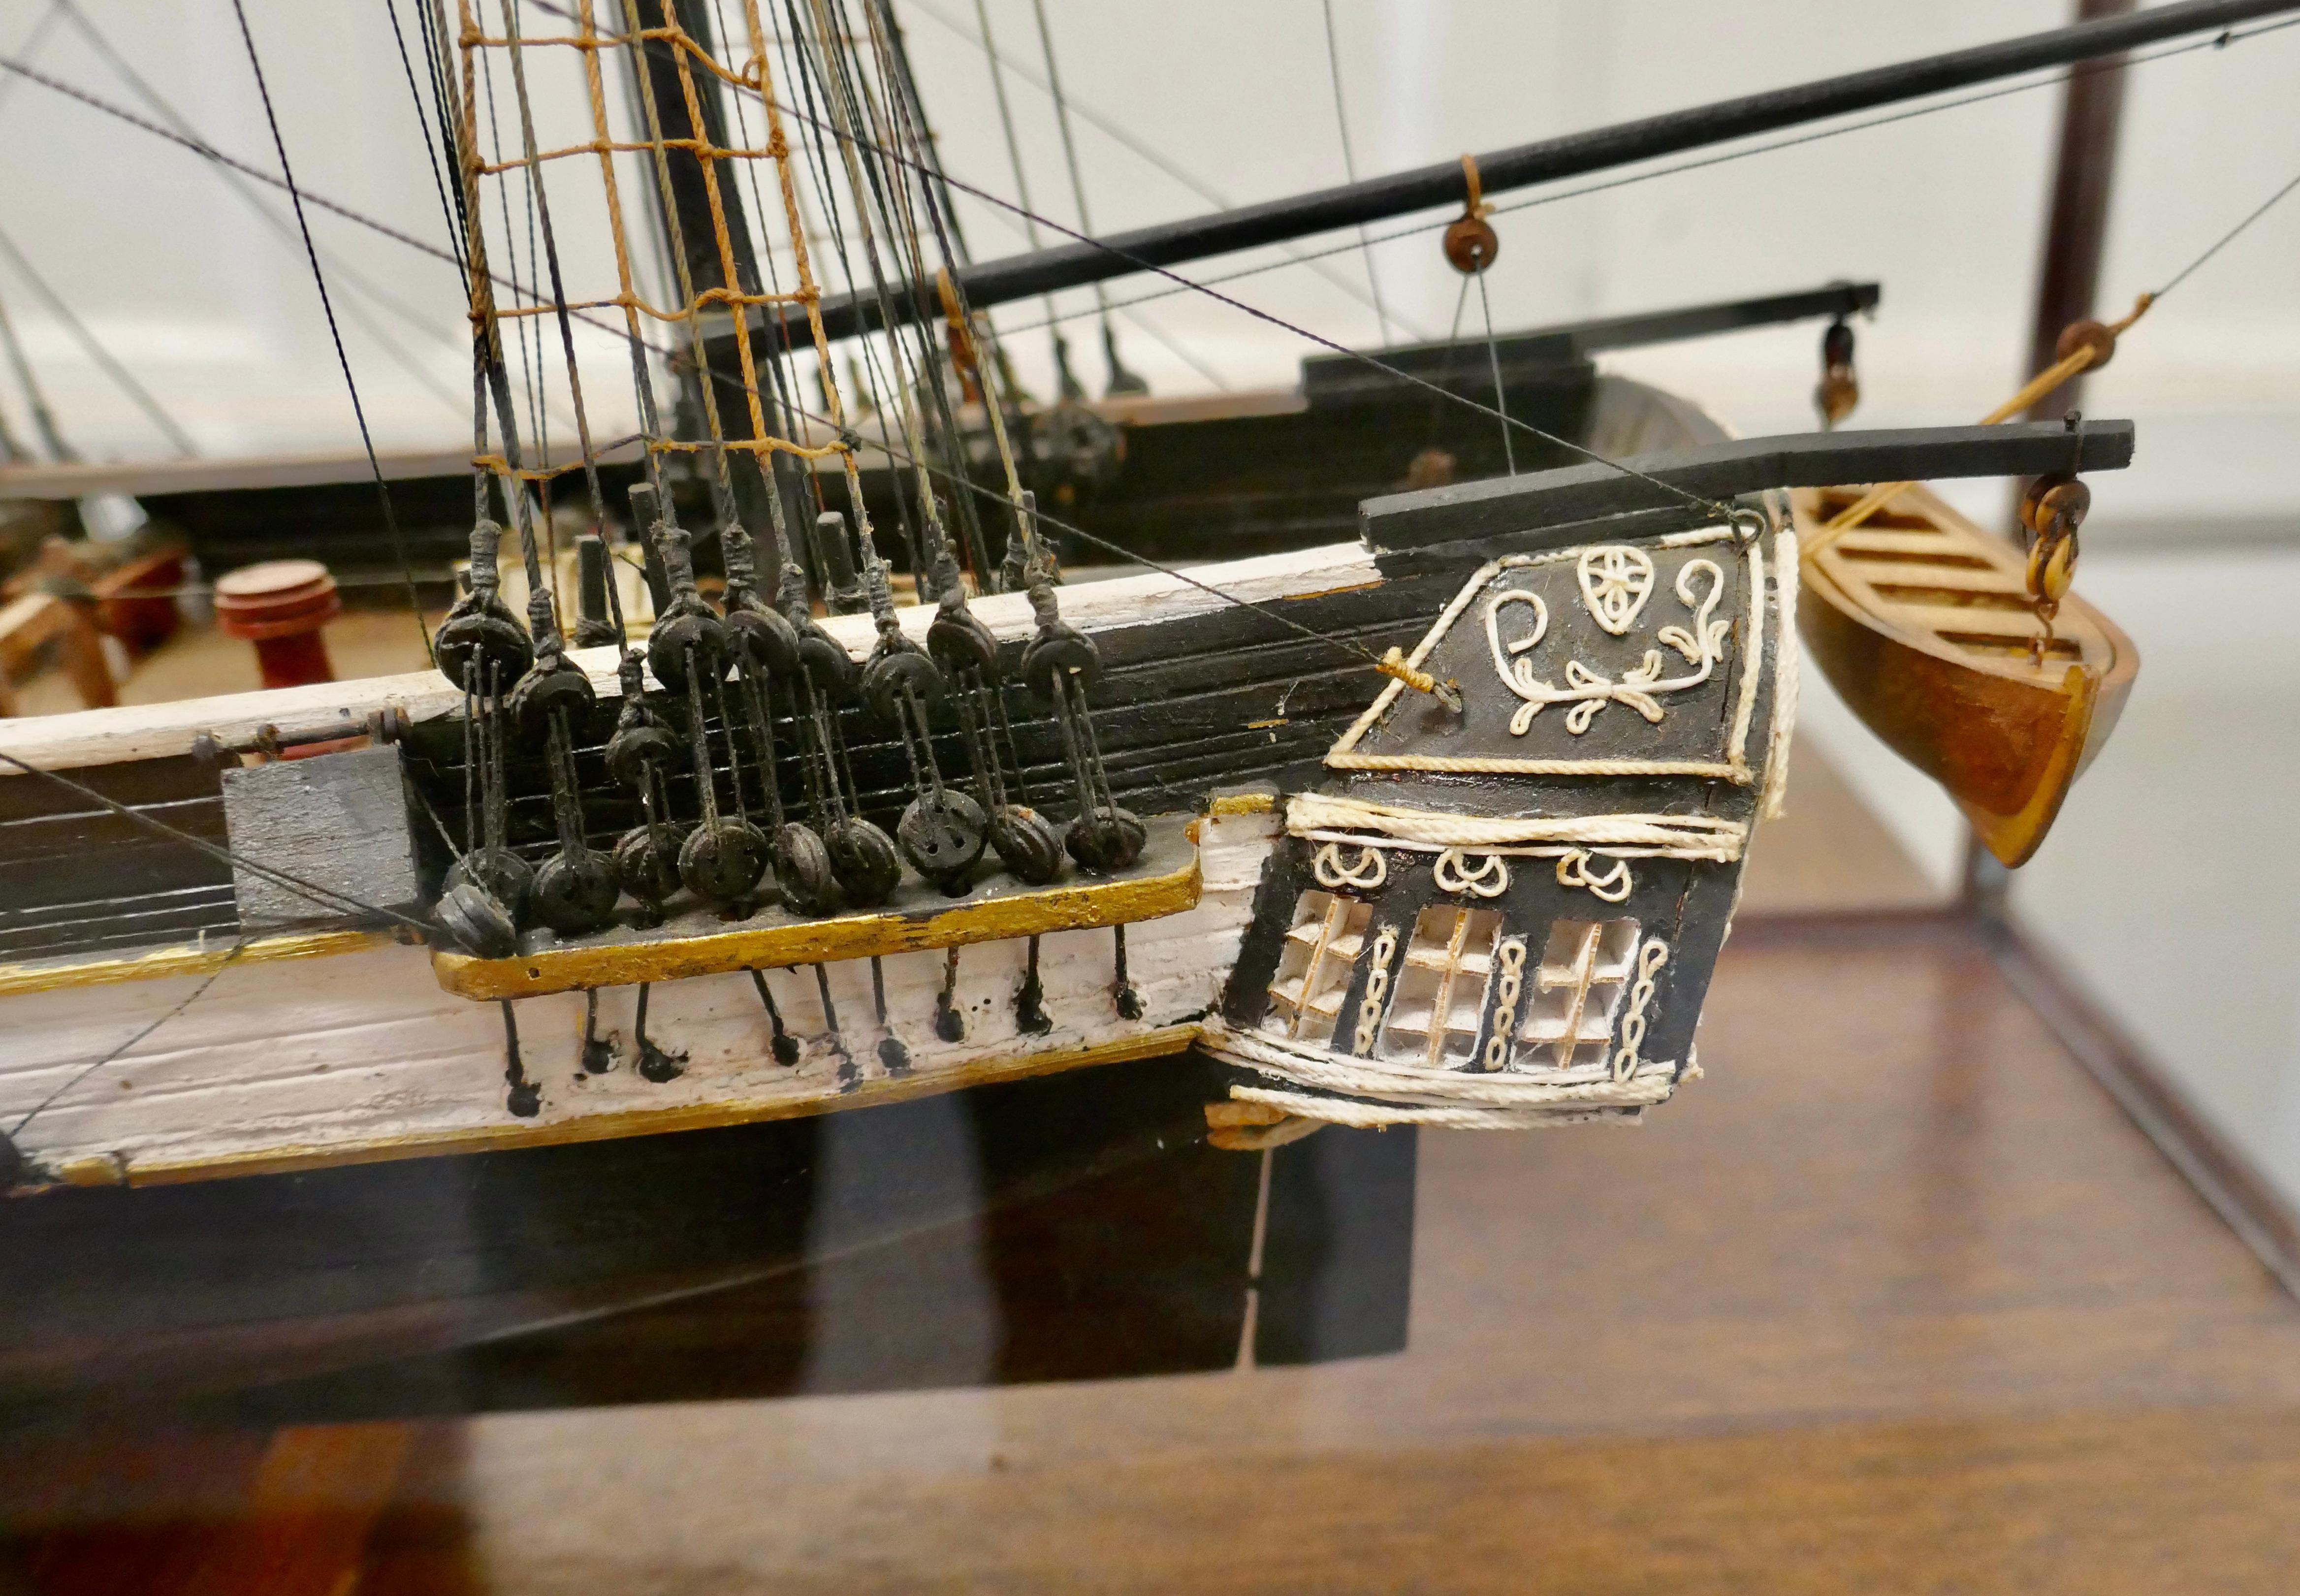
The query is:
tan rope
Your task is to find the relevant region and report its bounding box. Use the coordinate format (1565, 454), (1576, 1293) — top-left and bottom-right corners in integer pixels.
(1285, 793), (1748, 855)
(1460, 152), (1486, 219)
(451, 0), (856, 500)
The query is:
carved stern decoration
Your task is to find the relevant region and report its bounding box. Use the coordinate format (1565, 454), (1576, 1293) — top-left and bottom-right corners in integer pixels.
(1204, 508), (1796, 1128)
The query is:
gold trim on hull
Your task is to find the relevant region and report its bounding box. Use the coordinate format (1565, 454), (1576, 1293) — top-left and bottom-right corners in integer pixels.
(0, 928), (394, 1000)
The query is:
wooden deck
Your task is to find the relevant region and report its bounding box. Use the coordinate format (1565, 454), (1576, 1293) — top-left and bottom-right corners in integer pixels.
(4, 748), (2298, 1591)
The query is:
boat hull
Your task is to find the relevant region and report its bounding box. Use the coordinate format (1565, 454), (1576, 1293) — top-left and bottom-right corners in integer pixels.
(1795, 484), (2137, 866)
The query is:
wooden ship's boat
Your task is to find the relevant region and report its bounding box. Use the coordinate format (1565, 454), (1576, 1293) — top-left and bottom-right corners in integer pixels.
(1795, 480), (2137, 867)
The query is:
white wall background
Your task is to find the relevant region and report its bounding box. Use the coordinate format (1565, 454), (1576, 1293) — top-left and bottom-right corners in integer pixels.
(5, 1), (2300, 1194)
(3, 0), (2297, 474)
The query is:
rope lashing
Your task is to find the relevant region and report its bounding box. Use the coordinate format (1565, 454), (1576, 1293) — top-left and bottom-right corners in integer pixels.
(1376, 645), (1464, 712)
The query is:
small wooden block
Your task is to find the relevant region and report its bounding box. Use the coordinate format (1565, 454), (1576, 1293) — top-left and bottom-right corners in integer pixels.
(221, 744), (422, 930)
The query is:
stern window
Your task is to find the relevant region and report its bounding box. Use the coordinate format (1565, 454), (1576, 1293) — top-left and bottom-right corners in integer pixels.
(1378, 904), (1502, 1067)
(1518, 917), (1641, 1069)
(1265, 890), (1373, 1047)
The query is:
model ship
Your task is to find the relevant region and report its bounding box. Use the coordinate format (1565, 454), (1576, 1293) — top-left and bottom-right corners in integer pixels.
(0, 0), (2234, 1191)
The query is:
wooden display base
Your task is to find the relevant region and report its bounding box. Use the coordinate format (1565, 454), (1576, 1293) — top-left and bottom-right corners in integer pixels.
(431, 814), (1204, 1001)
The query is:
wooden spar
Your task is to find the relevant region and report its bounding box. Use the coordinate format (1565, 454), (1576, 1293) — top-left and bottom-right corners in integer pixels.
(719, 0), (2299, 350)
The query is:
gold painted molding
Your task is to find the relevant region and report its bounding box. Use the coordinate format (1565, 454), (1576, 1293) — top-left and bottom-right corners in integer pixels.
(0, 927), (394, 1000)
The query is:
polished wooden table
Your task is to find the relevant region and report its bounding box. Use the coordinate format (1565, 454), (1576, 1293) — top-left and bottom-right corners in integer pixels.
(5, 759), (2299, 1593)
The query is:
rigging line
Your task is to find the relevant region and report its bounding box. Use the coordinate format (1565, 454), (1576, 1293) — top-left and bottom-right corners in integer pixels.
(756, 369), (1397, 673)
(1423, 272), (1470, 448)
(0, 57), (551, 327)
(966, 0), (1063, 391)
(963, 194), (1231, 389)
(879, 0), (977, 274)
(835, 0), (978, 532)
(2, 0), (2261, 397)
(1475, 269), (1513, 476)
(0, 276), (74, 463)
(385, 0), (472, 283)
(860, 0), (1037, 534)
(994, 14), (2300, 341)
(905, 0), (1429, 339)
(8, 937), (249, 1141)
(24, 12), (2173, 549)
(2154, 159), (2300, 296)
(226, 0), (432, 657)
(452, 3), (552, 579)
(1319, 0), (1393, 347)
(805, 0), (958, 565)
(778, 0), (903, 472)
(589, 12), (1720, 508)
(754, 82), (1738, 521)
(1025, 0), (1127, 390)
(844, 0), (1022, 580)
(0, 27), (1682, 563)
(477, 34), (550, 488)
(577, 0), (675, 502)
(59, 0), (465, 419)
(0, 224), (197, 458)
(710, 0), (803, 366)
(427, 0), (506, 526)
(857, 0), (974, 571)
(0, 749), (435, 935)
(772, 0), (875, 457)
(61, 0), (464, 418)
(0, 0), (62, 113)
(498, 0), (619, 624)
(618, 0), (756, 526)
(3, 0), (2279, 386)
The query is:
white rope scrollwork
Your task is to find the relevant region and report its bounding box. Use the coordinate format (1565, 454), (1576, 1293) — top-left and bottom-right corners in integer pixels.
(1481, 937), (1528, 1072)
(1577, 545), (1655, 634)
(1610, 937), (1671, 1082)
(1433, 848), (1509, 899)
(1353, 926), (1400, 1055)
(1485, 558), (1731, 736)
(1555, 850), (1632, 903)
(1312, 841), (1387, 892)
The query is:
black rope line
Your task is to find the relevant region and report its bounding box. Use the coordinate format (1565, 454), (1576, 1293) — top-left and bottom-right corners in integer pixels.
(8, 937), (250, 1140)
(0, 748), (435, 934)
(225, 0), (433, 661)
(1474, 267), (1513, 477)
(1319, 0), (1394, 347)
(58, 0), (468, 419)
(499, 0), (621, 638)
(2154, 159), (2300, 296)
(0, 270), (73, 463)
(905, 0), (1428, 337)
(0, 223), (196, 457)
